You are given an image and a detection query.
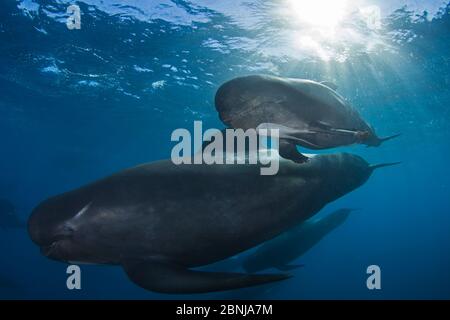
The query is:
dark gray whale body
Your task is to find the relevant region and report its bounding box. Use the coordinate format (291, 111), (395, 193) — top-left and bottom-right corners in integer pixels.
(215, 75), (399, 163)
(243, 208), (354, 273)
(28, 153), (392, 293)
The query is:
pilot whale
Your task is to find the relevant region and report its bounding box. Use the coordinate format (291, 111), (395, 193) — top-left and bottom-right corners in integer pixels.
(215, 75), (399, 163)
(243, 208), (354, 273)
(28, 153), (397, 293)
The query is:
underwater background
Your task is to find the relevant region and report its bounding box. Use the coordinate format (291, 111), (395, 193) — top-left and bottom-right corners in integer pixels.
(0, 0), (449, 299)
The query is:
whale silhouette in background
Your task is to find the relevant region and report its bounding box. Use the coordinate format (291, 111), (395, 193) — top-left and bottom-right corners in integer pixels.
(28, 152), (398, 293)
(215, 75), (400, 163)
(0, 199), (25, 229)
(243, 208), (355, 273)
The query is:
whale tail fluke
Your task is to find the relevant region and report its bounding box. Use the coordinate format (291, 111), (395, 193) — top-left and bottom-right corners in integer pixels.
(366, 133), (401, 147)
(123, 258), (291, 294)
(370, 161), (402, 171)
(379, 133), (401, 144)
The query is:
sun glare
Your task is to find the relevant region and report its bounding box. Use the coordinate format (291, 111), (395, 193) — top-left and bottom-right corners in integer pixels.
(280, 1), (386, 62)
(296, 35), (331, 61)
(288, 0), (349, 29)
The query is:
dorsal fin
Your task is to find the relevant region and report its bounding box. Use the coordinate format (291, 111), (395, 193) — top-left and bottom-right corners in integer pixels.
(320, 81), (338, 91)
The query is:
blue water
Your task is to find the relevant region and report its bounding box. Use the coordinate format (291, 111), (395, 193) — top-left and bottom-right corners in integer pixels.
(0, 0), (449, 299)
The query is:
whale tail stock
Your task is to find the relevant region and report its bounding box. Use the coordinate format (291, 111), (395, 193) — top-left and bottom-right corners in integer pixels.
(379, 133), (401, 144)
(363, 131), (401, 147)
(122, 258), (291, 294)
(367, 133), (401, 147)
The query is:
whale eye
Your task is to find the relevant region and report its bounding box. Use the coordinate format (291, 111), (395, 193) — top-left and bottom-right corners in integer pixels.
(53, 224), (75, 241)
(63, 225), (74, 233)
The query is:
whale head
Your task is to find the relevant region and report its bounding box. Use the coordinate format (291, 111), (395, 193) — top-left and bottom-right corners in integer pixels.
(27, 191), (96, 263)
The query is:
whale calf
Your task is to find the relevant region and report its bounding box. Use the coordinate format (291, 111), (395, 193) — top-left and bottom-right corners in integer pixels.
(215, 75), (399, 163)
(28, 153), (395, 293)
(243, 208), (354, 273)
